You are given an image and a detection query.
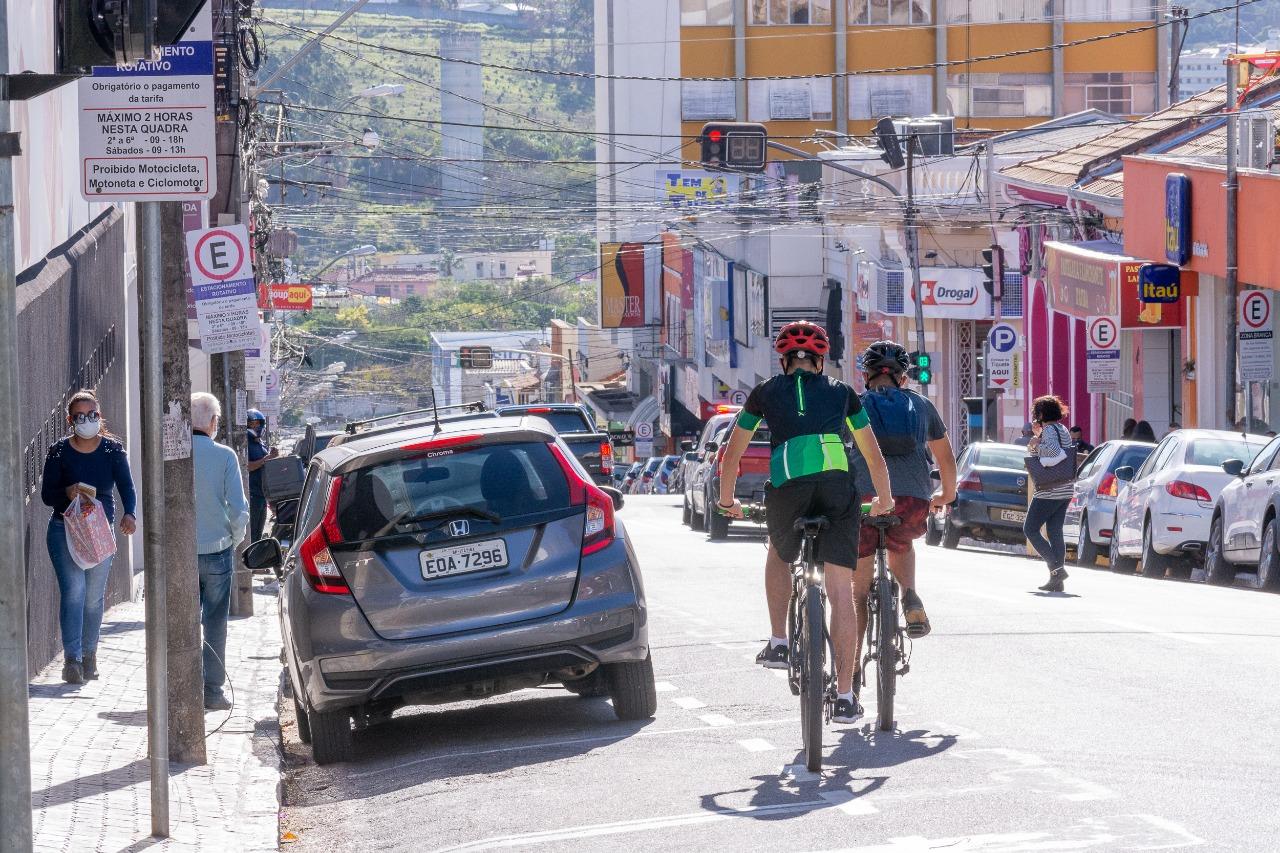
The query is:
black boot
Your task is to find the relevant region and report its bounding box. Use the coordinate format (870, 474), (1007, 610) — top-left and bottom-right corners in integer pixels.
(82, 653), (99, 680)
(62, 659), (84, 685)
(1038, 567), (1068, 593)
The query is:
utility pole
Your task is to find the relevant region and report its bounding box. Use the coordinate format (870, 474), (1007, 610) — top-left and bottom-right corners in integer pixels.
(1167, 6), (1189, 106)
(1225, 59), (1239, 428)
(0, 4), (33, 845)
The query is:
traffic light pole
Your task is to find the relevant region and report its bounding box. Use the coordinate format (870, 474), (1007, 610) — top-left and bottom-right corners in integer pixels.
(904, 137), (927, 364)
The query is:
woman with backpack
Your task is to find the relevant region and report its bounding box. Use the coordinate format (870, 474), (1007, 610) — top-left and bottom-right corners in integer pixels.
(1023, 395), (1074, 593)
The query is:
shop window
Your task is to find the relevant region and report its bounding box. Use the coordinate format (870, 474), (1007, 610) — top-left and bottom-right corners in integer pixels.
(681, 0), (733, 25)
(1063, 0), (1151, 20)
(751, 0), (832, 25)
(850, 74), (933, 120)
(1064, 72), (1157, 115)
(945, 0), (1050, 22)
(851, 0), (931, 25)
(948, 73), (1053, 117)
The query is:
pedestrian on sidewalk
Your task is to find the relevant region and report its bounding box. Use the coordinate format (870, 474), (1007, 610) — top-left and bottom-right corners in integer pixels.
(245, 408), (278, 543)
(1023, 395), (1075, 594)
(40, 389), (137, 685)
(192, 392), (249, 711)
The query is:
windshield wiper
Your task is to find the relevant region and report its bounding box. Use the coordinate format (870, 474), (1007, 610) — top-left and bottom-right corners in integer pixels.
(374, 506), (501, 539)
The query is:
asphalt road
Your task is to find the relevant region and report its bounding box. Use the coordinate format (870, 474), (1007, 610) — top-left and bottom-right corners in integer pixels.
(279, 495), (1280, 852)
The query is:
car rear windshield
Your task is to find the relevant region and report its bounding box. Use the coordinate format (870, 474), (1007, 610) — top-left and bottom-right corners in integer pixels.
(505, 409), (592, 434)
(1110, 445), (1154, 472)
(975, 446), (1026, 469)
(1185, 437), (1268, 467)
(660, 456), (679, 470)
(334, 440), (570, 540)
(643, 458), (663, 473)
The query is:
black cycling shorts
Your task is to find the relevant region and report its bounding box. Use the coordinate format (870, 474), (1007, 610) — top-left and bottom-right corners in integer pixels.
(765, 473), (860, 567)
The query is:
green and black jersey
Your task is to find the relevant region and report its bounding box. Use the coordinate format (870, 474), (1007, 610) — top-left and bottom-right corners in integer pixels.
(737, 370), (869, 487)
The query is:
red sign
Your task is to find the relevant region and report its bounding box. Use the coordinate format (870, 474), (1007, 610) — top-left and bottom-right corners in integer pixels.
(261, 283), (313, 311)
(1045, 243), (1181, 329)
(1119, 262), (1182, 329)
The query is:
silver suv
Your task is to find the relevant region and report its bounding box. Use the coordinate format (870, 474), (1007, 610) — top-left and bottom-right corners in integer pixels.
(246, 415), (654, 764)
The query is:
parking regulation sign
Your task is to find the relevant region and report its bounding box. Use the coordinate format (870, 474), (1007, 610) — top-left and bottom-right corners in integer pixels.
(77, 0), (216, 201)
(185, 224), (259, 353)
(1085, 315), (1121, 393)
(1238, 291), (1274, 382)
(986, 323), (1020, 389)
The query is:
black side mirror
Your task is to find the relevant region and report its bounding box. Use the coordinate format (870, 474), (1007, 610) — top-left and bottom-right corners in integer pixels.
(929, 469), (941, 481)
(684, 452), (698, 462)
(243, 538), (283, 571)
(600, 485), (625, 511)
(1222, 458), (1246, 477)
(704, 440), (719, 453)
(680, 440), (694, 452)
(1114, 466), (1135, 482)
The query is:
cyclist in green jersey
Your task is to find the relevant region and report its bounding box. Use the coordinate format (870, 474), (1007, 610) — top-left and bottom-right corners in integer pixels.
(719, 322), (893, 725)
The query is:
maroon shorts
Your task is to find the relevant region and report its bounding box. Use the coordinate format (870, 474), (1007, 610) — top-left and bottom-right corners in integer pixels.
(857, 495), (931, 559)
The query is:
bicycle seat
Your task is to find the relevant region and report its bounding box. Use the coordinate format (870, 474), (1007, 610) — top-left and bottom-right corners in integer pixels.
(793, 515), (830, 533)
(863, 514), (903, 529)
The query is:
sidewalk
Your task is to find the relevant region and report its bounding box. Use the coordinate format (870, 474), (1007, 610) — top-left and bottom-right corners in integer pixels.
(28, 580), (284, 852)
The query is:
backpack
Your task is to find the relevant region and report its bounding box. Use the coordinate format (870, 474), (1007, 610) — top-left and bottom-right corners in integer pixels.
(861, 386), (922, 456)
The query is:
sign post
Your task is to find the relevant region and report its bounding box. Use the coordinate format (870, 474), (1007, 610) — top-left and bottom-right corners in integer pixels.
(186, 224), (260, 353)
(986, 323), (1019, 390)
(1085, 316), (1121, 394)
(1239, 291), (1273, 429)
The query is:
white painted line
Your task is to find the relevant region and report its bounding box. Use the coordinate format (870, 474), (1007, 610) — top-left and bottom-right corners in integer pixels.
(699, 713), (734, 727)
(817, 789), (879, 815)
(781, 763), (821, 783)
(672, 696), (706, 710)
(736, 738), (775, 752)
(1105, 618), (1211, 645)
(653, 681), (678, 693)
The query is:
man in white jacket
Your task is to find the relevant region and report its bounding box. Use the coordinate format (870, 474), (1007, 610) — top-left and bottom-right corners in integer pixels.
(191, 392), (249, 711)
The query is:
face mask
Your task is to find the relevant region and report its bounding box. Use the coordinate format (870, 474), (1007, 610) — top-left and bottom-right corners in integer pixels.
(75, 419), (101, 439)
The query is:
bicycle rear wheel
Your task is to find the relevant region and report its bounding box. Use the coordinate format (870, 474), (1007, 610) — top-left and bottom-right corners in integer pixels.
(801, 582), (826, 771)
(875, 574), (897, 732)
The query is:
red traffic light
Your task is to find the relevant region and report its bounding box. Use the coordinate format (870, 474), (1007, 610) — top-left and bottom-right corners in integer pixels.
(707, 129), (724, 142)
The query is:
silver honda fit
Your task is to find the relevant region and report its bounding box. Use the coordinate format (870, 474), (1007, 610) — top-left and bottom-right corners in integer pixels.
(247, 416), (654, 764)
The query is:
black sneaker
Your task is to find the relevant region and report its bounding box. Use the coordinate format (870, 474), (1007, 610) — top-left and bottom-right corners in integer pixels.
(1038, 567), (1068, 593)
(82, 653), (99, 680)
(902, 589), (931, 638)
(755, 642), (789, 670)
(832, 695), (864, 724)
(61, 659), (84, 685)
(204, 692), (232, 711)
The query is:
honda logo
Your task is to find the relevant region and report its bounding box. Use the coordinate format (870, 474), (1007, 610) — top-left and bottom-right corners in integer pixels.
(448, 519), (471, 538)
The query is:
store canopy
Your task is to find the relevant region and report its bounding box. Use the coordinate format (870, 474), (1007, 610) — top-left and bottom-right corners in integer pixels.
(628, 396), (660, 428)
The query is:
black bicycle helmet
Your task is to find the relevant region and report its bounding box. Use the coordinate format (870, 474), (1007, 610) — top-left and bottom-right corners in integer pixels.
(858, 340), (910, 377)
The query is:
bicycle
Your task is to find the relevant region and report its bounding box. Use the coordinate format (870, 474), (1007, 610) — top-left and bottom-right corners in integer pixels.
(860, 505), (905, 732)
(785, 515), (836, 772)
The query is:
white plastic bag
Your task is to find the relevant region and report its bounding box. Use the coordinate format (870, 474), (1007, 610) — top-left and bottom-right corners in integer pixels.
(63, 494), (117, 570)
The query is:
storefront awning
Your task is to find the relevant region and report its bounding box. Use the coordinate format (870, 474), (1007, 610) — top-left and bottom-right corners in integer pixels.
(1043, 240), (1183, 330)
(628, 396), (660, 428)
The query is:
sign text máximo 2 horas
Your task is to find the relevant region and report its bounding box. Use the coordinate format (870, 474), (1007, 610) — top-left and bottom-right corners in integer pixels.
(77, 0), (216, 202)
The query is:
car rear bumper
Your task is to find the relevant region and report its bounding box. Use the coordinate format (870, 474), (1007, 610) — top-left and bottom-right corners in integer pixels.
(950, 496), (1027, 538)
(1153, 509), (1212, 553)
(285, 539), (649, 714)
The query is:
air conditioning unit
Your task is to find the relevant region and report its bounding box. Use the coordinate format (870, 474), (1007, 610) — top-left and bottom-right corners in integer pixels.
(1236, 110), (1276, 169)
(891, 116), (956, 157)
(918, 115), (956, 156)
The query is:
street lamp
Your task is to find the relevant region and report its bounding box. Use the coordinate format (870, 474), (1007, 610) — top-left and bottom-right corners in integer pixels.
(312, 244), (378, 280)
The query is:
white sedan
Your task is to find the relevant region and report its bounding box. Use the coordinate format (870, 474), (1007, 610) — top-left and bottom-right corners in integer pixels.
(1111, 429), (1268, 578)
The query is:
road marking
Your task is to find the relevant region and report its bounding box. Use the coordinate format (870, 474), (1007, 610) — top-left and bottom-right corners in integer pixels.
(698, 713), (734, 727)
(736, 737), (774, 752)
(781, 763), (821, 783)
(672, 696), (706, 710)
(817, 789), (879, 815)
(1104, 618), (1211, 644)
(653, 681), (678, 693)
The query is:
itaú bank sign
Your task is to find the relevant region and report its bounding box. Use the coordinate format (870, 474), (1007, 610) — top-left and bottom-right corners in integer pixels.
(904, 267), (993, 320)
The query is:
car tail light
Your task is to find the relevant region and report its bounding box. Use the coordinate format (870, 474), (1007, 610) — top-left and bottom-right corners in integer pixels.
(957, 472), (983, 492)
(549, 444), (615, 556)
(525, 406), (553, 413)
(1098, 472), (1118, 497)
(1166, 480), (1211, 502)
(600, 442), (613, 475)
(400, 433), (482, 453)
(299, 478), (350, 595)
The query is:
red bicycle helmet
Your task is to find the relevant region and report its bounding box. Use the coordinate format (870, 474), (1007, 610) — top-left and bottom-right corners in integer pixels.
(774, 321), (831, 357)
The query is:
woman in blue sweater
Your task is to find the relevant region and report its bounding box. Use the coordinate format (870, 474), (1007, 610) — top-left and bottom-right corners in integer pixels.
(40, 389), (137, 684)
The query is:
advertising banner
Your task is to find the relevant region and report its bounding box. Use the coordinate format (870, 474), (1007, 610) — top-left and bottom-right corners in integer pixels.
(903, 267), (993, 320)
(656, 170), (740, 209)
(599, 242), (647, 328)
(1044, 242), (1182, 329)
(263, 283), (314, 311)
(704, 253), (731, 363)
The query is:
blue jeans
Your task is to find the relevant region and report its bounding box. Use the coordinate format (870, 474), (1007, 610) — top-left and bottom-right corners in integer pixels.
(198, 548), (234, 698)
(47, 518), (115, 662)
(1024, 496), (1071, 571)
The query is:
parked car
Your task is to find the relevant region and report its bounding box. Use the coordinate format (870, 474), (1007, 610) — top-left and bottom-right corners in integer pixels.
(1202, 432), (1280, 589)
(683, 411), (771, 540)
(496, 403), (613, 487)
(653, 455), (681, 495)
(243, 415), (653, 765)
(927, 442), (1029, 550)
(620, 462), (643, 493)
(1111, 429), (1269, 577)
(1063, 440), (1156, 566)
(633, 456), (663, 494)
(681, 409), (741, 530)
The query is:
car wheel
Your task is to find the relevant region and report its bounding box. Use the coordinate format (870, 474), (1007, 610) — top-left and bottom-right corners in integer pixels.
(1109, 534), (1138, 573)
(1203, 515), (1234, 585)
(606, 654), (657, 721)
(1252, 517), (1280, 591)
(1076, 517), (1100, 567)
(941, 518), (960, 549)
(1141, 520), (1169, 579)
(681, 497), (692, 527)
(924, 514), (942, 547)
(708, 505), (730, 540)
(308, 707), (353, 765)
(293, 690), (312, 745)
